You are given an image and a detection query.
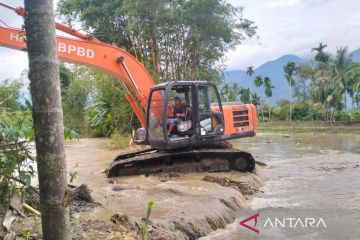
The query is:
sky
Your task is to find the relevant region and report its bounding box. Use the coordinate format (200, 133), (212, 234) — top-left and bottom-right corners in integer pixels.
(1, 0), (360, 80)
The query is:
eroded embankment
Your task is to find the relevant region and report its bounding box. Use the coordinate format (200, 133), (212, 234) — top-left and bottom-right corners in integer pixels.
(66, 138), (263, 239)
(137, 170), (263, 239)
(10, 138), (263, 240)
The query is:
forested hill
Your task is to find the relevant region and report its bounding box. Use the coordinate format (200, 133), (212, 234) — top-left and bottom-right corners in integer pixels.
(224, 49), (360, 105)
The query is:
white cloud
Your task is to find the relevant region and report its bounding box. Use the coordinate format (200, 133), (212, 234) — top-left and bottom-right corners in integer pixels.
(226, 0), (360, 69)
(1, 0), (360, 78)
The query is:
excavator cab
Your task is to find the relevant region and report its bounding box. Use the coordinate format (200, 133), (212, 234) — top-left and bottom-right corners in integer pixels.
(146, 81), (225, 150)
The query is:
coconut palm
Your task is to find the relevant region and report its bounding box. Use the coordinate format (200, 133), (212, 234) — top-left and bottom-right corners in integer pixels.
(284, 61), (296, 121)
(251, 93), (261, 108)
(238, 87), (251, 103)
(354, 93), (360, 108)
(221, 83), (230, 101)
(246, 66), (254, 78)
(246, 66), (255, 93)
(310, 69), (343, 123)
(312, 42), (330, 63)
(264, 77), (274, 119)
(254, 76), (263, 87)
(333, 47), (353, 110)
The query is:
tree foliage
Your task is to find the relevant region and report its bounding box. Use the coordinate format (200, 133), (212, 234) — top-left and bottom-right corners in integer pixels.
(0, 105), (34, 204)
(280, 43), (360, 123)
(58, 0), (256, 83)
(0, 79), (23, 111)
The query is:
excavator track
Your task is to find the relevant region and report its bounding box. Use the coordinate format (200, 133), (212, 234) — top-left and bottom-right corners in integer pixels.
(107, 143), (255, 177)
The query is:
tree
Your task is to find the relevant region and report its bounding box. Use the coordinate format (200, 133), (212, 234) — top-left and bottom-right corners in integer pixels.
(355, 93), (360, 108)
(333, 47), (353, 110)
(0, 79), (23, 111)
(246, 66), (255, 91)
(62, 66), (92, 133)
(293, 63), (313, 102)
(24, 0), (69, 239)
(220, 83), (230, 102)
(284, 61), (296, 121)
(253, 75), (263, 87)
(346, 65), (360, 108)
(264, 77), (274, 119)
(251, 93), (261, 108)
(310, 68), (343, 122)
(246, 66), (254, 78)
(311, 42), (330, 63)
(238, 87), (251, 103)
(228, 83), (240, 102)
(87, 70), (138, 136)
(58, 0), (257, 84)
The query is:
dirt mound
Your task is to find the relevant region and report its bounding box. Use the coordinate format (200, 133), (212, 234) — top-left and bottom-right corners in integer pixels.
(202, 175), (257, 195)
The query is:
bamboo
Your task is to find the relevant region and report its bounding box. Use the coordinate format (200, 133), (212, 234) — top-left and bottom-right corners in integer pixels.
(22, 203), (40, 216)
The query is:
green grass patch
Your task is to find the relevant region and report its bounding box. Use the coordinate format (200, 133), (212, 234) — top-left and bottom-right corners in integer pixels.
(258, 121), (360, 135)
(104, 132), (132, 150)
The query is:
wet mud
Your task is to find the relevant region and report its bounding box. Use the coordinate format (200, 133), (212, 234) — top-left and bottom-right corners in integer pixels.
(65, 138), (263, 239)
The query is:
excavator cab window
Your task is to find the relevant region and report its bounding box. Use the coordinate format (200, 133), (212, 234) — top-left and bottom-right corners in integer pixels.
(147, 89), (165, 142)
(167, 86), (194, 139)
(196, 85), (224, 136)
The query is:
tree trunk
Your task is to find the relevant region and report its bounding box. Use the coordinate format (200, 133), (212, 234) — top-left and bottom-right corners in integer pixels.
(24, 0), (70, 239)
(268, 106), (271, 120)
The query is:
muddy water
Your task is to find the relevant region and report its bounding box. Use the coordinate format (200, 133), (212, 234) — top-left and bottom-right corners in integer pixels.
(201, 133), (360, 240)
(65, 138), (262, 239)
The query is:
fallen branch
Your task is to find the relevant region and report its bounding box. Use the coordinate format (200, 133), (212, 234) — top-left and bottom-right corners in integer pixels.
(22, 203), (40, 216)
(9, 204), (26, 218)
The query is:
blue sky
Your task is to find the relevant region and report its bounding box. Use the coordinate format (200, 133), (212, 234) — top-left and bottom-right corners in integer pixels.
(1, 0), (360, 80)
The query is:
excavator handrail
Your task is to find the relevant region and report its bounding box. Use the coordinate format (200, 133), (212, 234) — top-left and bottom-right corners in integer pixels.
(0, 3), (157, 127)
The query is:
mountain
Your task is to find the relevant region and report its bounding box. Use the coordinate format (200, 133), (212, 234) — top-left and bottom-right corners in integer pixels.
(223, 48), (360, 105)
(351, 49), (360, 63)
(224, 54), (305, 105)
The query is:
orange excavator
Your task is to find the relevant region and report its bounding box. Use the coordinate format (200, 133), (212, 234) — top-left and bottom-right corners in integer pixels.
(0, 3), (258, 177)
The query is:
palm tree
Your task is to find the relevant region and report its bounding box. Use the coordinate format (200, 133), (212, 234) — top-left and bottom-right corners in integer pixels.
(284, 61), (296, 121)
(251, 93), (261, 108)
(312, 42), (330, 63)
(246, 66), (255, 93)
(310, 69), (343, 123)
(355, 93), (360, 108)
(228, 83), (240, 102)
(221, 83), (230, 102)
(238, 88), (251, 103)
(246, 66), (254, 78)
(254, 76), (263, 87)
(264, 77), (274, 119)
(333, 47), (353, 110)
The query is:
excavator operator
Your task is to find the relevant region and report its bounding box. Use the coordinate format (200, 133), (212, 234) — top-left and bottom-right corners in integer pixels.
(167, 96), (186, 136)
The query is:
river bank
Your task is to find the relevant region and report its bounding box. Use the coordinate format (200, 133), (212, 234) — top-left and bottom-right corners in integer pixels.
(9, 138), (263, 239)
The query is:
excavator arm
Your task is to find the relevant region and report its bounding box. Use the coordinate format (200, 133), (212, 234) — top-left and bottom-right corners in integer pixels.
(0, 3), (155, 127)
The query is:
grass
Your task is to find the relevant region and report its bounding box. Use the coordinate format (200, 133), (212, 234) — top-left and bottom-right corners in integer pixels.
(258, 121), (360, 135)
(104, 132), (132, 150)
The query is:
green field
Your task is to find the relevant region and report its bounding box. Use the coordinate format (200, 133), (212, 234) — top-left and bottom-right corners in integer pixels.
(258, 121), (360, 135)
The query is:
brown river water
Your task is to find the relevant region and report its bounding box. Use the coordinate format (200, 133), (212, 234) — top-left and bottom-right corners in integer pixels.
(202, 133), (360, 240)
(64, 134), (360, 239)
